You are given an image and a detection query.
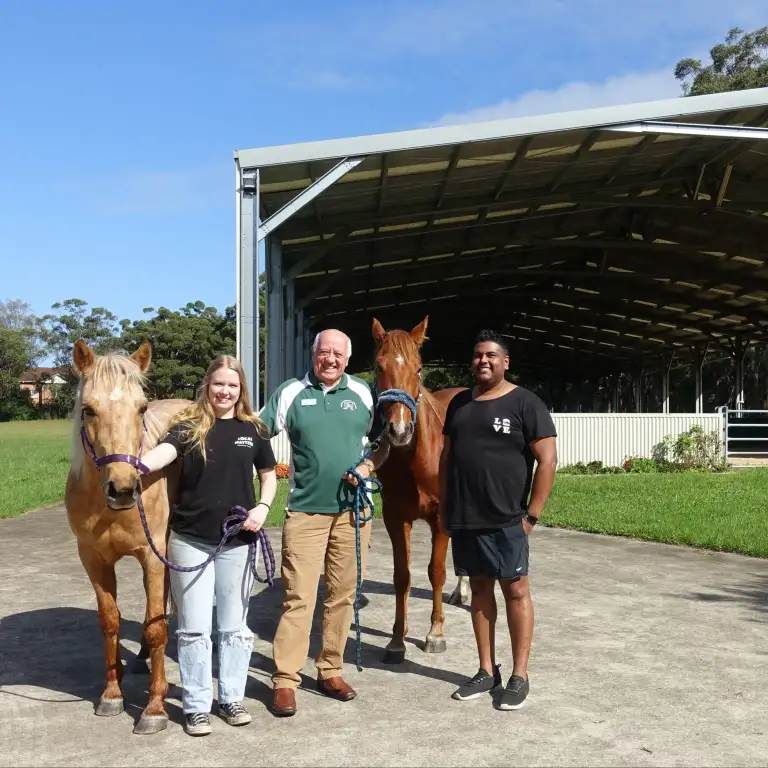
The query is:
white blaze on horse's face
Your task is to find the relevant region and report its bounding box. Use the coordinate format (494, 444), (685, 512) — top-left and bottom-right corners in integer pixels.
(388, 407), (415, 447)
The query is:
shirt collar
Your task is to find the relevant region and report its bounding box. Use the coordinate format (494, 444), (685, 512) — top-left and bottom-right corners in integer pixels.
(305, 371), (348, 392)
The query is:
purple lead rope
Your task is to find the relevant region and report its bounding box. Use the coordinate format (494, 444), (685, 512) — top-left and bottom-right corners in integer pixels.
(137, 495), (276, 586)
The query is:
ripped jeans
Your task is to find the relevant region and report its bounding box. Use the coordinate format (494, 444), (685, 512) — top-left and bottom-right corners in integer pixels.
(168, 531), (255, 714)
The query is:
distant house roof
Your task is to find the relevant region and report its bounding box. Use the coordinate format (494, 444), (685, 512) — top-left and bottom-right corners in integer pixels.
(20, 366), (68, 384)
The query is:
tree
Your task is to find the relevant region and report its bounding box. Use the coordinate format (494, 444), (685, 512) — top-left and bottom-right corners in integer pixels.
(675, 26), (768, 96)
(120, 301), (236, 399)
(0, 326), (38, 421)
(38, 298), (123, 412)
(41, 299), (123, 366)
(0, 298), (44, 364)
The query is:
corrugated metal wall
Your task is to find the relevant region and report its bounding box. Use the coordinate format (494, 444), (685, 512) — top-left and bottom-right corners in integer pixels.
(552, 413), (724, 467)
(269, 413), (724, 468)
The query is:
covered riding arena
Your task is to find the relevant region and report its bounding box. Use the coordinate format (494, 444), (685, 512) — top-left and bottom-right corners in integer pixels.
(236, 86), (768, 465)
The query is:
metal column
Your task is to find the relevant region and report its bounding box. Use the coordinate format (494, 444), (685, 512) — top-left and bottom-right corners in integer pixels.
(693, 343), (708, 414)
(294, 310), (306, 378)
(662, 351), (674, 414)
(265, 235), (284, 397)
(732, 338), (747, 411)
(283, 277), (295, 381)
(236, 168), (260, 408)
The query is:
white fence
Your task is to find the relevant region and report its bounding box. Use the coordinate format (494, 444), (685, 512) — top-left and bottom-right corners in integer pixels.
(269, 431), (292, 464)
(552, 413), (724, 467)
(269, 412), (725, 468)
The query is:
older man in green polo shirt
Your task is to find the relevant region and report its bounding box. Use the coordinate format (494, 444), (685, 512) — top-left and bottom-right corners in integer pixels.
(259, 327), (385, 717)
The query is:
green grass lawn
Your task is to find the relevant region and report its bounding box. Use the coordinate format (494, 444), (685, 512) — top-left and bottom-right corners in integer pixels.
(0, 420), (72, 518)
(544, 470), (768, 558)
(3, 420), (768, 558)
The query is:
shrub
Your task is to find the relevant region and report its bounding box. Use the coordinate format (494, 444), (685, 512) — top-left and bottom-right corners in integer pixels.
(652, 425), (727, 473)
(623, 457), (658, 473)
(275, 463), (290, 479)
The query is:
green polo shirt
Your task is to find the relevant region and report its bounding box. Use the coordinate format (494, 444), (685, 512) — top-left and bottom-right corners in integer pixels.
(259, 371), (374, 514)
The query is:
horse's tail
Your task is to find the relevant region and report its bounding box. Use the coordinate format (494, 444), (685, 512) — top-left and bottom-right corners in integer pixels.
(166, 585), (178, 617)
(163, 523), (178, 618)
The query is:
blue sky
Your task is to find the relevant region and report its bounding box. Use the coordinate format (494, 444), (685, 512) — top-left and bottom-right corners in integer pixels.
(1, 0), (764, 325)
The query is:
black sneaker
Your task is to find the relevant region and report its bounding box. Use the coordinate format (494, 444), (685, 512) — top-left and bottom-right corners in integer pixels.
(185, 712), (212, 736)
(218, 700), (252, 726)
(497, 674), (529, 710)
(451, 665), (502, 700)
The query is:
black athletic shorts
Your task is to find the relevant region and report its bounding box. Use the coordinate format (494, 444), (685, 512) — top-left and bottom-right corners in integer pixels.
(450, 519), (529, 580)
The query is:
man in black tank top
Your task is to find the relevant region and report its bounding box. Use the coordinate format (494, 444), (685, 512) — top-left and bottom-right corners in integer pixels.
(438, 330), (557, 711)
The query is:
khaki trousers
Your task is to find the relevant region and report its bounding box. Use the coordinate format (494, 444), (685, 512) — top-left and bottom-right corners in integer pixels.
(272, 510), (371, 689)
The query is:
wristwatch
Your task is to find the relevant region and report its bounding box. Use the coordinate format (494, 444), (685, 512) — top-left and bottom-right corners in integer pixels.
(523, 512), (539, 527)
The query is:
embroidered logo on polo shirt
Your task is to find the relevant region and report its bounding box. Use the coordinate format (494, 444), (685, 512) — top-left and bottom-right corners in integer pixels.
(340, 399), (357, 411)
(234, 435), (254, 448)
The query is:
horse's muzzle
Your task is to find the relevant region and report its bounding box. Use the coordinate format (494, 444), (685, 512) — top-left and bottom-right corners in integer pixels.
(104, 478), (141, 510)
(388, 420), (415, 447)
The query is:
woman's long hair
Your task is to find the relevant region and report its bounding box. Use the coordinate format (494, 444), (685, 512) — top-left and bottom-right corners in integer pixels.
(166, 355), (269, 461)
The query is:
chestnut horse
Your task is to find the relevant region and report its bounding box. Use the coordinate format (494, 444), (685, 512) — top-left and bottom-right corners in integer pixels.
(371, 316), (470, 664)
(64, 339), (188, 734)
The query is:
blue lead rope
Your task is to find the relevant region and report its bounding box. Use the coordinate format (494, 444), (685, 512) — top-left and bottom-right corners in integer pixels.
(344, 386), (419, 671)
(345, 446), (382, 672)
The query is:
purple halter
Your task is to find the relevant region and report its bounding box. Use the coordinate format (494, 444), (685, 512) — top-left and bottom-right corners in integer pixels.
(79, 410), (276, 587)
(80, 413), (151, 476)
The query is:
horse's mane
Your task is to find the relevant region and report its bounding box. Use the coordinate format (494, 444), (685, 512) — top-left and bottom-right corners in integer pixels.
(69, 351), (189, 475)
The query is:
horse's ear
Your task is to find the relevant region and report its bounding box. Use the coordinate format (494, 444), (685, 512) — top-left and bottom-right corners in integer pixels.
(130, 340), (152, 373)
(72, 339), (96, 375)
(372, 317), (387, 344)
(410, 316), (429, 348)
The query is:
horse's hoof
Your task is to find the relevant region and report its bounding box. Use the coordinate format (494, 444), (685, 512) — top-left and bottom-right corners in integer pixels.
(133, 714), (169, 735)
(382, 647), (406, 664)
(424, 636), (447, 654)
(95, 697), (124, 717)
(131, 659), (150, 675)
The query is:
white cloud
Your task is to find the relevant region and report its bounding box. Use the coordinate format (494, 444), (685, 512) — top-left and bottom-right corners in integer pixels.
(431, 68), (683, 127)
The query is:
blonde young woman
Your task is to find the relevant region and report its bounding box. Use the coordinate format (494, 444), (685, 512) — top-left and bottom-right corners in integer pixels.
(140, 355), (277, 737)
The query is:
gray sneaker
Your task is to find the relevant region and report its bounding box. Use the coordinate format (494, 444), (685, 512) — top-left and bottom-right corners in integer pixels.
(451, 665), (502, 700)
(185, 712), (212, 736)
(218, 700), (252, 726)
(497, 674), (529, 710)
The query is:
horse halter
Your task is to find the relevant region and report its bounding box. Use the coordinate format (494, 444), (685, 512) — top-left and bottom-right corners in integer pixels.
(80, 412), (151, 476)
(375, 366), (422, 424)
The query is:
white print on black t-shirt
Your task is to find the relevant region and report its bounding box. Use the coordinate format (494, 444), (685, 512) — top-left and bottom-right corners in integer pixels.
(234, 435), (254, 448)
(340, 399), (357, 411)
(493, 417), (511, 434)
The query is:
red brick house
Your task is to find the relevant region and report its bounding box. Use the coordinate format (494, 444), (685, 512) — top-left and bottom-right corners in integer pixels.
(19, 366), (68, 406)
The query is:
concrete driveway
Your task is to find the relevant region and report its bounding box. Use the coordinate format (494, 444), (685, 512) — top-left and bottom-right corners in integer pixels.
(0, 504), (766, 767)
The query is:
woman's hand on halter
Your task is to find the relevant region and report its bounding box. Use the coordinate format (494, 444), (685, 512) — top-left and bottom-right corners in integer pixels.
(242, 502), (269, 533)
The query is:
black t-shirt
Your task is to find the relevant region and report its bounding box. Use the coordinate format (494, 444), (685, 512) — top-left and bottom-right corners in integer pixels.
(160, 417), (277, 546)
(442, 386), (557, 530)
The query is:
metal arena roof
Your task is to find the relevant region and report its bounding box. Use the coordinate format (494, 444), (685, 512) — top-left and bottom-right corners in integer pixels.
(236, 87), (768, 375)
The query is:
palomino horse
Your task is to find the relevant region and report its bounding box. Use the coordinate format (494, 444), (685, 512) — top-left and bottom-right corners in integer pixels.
(64, 339), (188, 734)
(371, 316), (470, 664)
